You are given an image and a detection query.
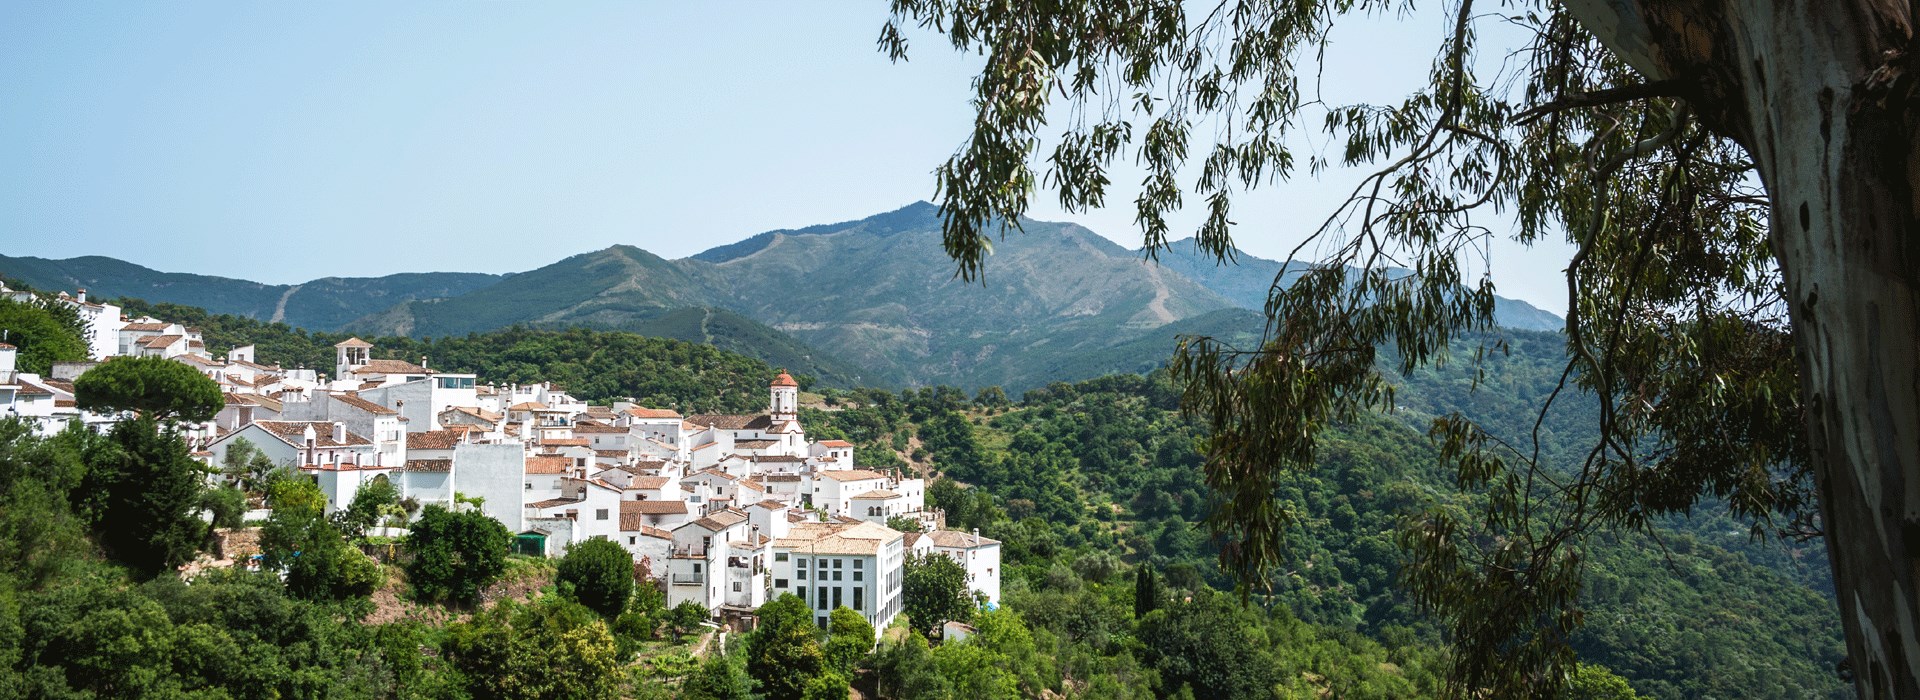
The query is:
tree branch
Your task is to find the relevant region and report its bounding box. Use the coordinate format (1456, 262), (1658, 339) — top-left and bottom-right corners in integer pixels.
(1511, 79), (1687, 125)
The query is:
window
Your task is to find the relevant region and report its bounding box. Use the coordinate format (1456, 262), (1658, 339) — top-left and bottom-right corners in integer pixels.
(832, 586), (842, 609)
(817, 587), (828, 609)
(733, 582), (741, 592)
(776, 553), (789, 562)
(853, 571), (862, 582)
(797, 569), (807, 580)
(693, 563), (702, 573)
(596, 509), (608, 521)
(437, 376), (475, 390)
(628, 537), (636, 545)
(525, 483), (531, 490)
(798, 586), (806, 601)
(853, 587), (864, 611)
(853, 560), (863, 570)
(775, 578), (788, 588)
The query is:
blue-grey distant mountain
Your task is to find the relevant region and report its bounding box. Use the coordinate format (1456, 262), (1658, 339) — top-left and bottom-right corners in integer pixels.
(1146, 238), (1566, 332)
(0, 254), (504, 330)
(6, 203), (1565, 391)
(359, 203), (1239, 390)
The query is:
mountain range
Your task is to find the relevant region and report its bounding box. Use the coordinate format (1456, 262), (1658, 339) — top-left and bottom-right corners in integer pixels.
(0, 202), (1562, 391)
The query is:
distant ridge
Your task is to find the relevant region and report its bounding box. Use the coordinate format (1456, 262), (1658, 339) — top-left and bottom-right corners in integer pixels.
(691, 201), (941, 263)
(1146, 237), (1565, 333)
(7, 204), (1564, 391)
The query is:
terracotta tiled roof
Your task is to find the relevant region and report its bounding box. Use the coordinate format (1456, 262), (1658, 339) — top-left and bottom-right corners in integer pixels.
(403, 458), (453, 472)
(542, 438), (590, 447)
(441, 406), (502, 423)
(624, 500), (689, 514)
(734, 439), (777, 449)
(818, 469), (889, 482)
(751, 499), (789, 510)
(771, 371), (798, 387)
(331, 392), (397, 415)
(620, 500), (687, 530)
(773, 521), (903, 556)
(251, 420), (370, 447)
(355, 359), (429, 375)
(686, 508), (750, 532)
(526, 456), (573, 474)
(625, 407), (682, 419)
(334, 337), (373, 348)
(407, 429), (475, 450)
(138, 334), (183, 348)
(121, 322), (169, 332)
(817, 440), (855, 448)
(508, 401), (547, 411)
(573, 423), (628, 434)
(851, 489), (902, 500)
(925, 529), (1001, 548)
(630, 476), (671, 489)
(593, 449), (628, 458)
(685, 414), (773, 431)
(527, 497), (584, 510)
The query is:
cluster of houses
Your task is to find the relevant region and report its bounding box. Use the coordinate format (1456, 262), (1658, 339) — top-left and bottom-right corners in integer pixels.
(0, 282), (1001, 634)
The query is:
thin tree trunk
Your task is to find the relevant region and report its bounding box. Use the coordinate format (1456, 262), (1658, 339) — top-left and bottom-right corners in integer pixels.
(1563, 1), (1920, 696)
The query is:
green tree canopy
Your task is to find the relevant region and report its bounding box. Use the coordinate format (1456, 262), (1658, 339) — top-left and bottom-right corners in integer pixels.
(77, 417), (206, 578)
(74, 356), (222, 423)
(903, 551), (973, 636)
(442, 595), (620, 700)
(404, 505), (511, 606)
(556, 537), (636, 619)
(879, 0), (1916, 694)
(823, 606), (875, 675)
(260, 478), (381, 601)
(747, 594), (827, 700)
(0, 296), (88, 375)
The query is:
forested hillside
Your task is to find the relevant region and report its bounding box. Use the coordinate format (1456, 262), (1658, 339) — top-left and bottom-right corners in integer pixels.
(0, 293), (1845, 698)
(801, 343), (1847, 698)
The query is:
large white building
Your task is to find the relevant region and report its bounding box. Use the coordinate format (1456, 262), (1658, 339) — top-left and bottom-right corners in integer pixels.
(770, 520), (907, 634)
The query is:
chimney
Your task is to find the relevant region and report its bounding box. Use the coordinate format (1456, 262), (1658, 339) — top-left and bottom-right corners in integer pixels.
(0, 342), (14, 376)
(972, 528), (981, 546)
(75, 288), (86, 303)
(420, 355), (429, 370)
(332, 422), (347, 445)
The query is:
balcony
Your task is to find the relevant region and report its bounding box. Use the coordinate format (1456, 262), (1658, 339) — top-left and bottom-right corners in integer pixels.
(670, 572), (705, 585)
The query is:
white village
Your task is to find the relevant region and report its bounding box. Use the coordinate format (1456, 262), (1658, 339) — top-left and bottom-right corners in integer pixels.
(0, 281), (999, 637)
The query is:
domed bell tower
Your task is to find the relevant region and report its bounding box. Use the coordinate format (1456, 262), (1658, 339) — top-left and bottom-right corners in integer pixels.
(770, 370), (798, 422)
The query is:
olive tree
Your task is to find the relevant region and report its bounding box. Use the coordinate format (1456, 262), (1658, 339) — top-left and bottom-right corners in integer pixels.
(881, 0), (1920, 696)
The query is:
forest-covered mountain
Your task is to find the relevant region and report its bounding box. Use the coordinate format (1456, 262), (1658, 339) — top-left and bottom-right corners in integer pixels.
(2, 204), (1564, 393)
(0, 254), (504, 330)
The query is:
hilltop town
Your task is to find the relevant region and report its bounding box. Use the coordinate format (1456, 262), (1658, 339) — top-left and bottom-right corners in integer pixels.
(0, 282), (998, 635)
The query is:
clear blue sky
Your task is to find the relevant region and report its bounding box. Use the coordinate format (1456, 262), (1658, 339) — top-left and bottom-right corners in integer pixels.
(0, 2), (1572, 312)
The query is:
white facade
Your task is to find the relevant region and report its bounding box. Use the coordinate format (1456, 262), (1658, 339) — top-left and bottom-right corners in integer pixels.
(770, 521), (906, 634)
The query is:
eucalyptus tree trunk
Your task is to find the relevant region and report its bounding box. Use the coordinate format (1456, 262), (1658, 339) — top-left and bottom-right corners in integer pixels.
(1565, 1), (1920, 696)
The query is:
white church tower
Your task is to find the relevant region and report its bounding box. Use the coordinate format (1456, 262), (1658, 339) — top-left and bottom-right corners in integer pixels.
(334, 337), (372, 381)
(769, 370), (798, 422)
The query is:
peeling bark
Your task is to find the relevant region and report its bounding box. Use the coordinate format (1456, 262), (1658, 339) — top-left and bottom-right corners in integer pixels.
(1563, 1), (1920, 696)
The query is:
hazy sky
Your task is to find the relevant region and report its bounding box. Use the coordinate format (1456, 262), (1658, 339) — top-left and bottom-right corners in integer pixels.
(1, 2), (1573, 312)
